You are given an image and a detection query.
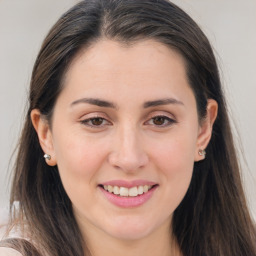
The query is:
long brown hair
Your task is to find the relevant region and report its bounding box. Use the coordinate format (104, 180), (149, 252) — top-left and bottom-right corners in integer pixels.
(7, 0), (256, 255)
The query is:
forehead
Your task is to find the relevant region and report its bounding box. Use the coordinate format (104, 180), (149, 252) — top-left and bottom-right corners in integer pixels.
(65, 39), (187, 80)
(60, 39), (194, 106)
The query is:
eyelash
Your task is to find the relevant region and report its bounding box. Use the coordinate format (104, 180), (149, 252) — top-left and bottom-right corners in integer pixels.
(80, 115), (176, 128)
(80, 117), (111, 128)
(145, 115), (176, 127)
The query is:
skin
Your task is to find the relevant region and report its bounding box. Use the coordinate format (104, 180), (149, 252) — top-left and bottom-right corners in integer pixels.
(31, 39), (217, 256)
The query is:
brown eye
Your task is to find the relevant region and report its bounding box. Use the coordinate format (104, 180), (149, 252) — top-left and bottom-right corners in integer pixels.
(91, 118), (104, 126)
(81, 117), (110, 128)
(146, 115), (176, 127)
(152, 116), (166, 126)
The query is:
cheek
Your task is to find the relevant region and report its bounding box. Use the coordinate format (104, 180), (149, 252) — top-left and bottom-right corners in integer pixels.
(152, 131), (196, 171)
(53, 135), (112, 217)
(52, 132), (109, 197)
(150, 130), (197, 199)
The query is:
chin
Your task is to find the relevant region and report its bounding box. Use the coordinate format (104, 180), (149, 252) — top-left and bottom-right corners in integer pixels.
(109, 228), (152, 241)
(105, 217), (157, 241)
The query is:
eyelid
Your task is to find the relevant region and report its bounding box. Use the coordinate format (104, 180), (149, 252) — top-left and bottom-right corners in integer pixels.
(146, 110), (176, 120)
(78, 111), (108, 119)
(79, 113), (112, 128)
(144, 112), (177, 127)
(78, 111), (177, 129)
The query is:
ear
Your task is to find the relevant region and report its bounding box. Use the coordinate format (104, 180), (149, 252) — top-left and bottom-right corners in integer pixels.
(194, 99), (218, 162)
(31, 109), (57, 166)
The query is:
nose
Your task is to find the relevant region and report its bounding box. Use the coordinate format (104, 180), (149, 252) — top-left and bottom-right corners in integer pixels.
(108, 126), (149, 173)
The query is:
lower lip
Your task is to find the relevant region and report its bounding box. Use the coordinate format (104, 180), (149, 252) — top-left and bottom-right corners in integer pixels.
(99, 186), (158, 208)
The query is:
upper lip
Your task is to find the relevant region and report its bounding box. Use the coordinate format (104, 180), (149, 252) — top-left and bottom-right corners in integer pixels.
(100, 180), (157, 188)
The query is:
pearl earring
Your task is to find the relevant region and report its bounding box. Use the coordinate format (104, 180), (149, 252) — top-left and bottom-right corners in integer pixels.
(198, 149), (206, 157)
(44, 154), (51, 160)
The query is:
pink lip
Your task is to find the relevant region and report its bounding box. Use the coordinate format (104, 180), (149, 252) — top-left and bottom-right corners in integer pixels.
(100, 179), (157, 188)
(99, 183), (158, 208)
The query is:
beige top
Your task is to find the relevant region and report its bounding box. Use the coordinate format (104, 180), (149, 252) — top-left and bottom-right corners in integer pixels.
(0, 247), (22, 256)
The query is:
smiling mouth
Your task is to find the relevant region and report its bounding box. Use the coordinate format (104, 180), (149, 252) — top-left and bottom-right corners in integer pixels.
(99, 184), (158, 197)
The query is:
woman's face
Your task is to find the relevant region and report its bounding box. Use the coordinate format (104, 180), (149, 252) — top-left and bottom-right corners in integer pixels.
(35, 39), (213, 242)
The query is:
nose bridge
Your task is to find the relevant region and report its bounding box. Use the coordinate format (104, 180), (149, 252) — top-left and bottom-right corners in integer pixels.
(120, 125), (138, 156)
(108, 122), (148, 172)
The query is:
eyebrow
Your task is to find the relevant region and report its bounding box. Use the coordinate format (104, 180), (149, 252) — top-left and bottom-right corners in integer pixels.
(71, 98), (117, 108)
(70, 97), (184, 109)
(143, 98), (184, 108)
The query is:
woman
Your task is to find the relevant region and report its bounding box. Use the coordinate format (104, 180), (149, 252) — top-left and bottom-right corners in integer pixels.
(0, 0), (255, 255)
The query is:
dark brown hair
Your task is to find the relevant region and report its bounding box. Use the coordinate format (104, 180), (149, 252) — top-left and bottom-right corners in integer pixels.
(7, 0), (256, 255)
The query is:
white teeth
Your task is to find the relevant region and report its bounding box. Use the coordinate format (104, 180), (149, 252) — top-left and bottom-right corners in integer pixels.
(138, 186), (144, 195)
(143, 185), (149, 193)
(107, 185), (113, 193)
(113, 186), (119, 195)
(102, 184), (154, 197)
(119, 187), (129, 196)
(129, 187), (138, 197)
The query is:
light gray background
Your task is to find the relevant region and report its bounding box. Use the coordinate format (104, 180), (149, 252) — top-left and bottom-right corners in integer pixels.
(0, 0), (255, 219)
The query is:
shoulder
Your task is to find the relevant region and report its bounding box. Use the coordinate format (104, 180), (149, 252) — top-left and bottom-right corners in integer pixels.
(0, 247), (23, 256)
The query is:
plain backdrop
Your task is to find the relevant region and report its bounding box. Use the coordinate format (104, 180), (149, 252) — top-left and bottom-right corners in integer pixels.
(0, 0), (255, 220)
